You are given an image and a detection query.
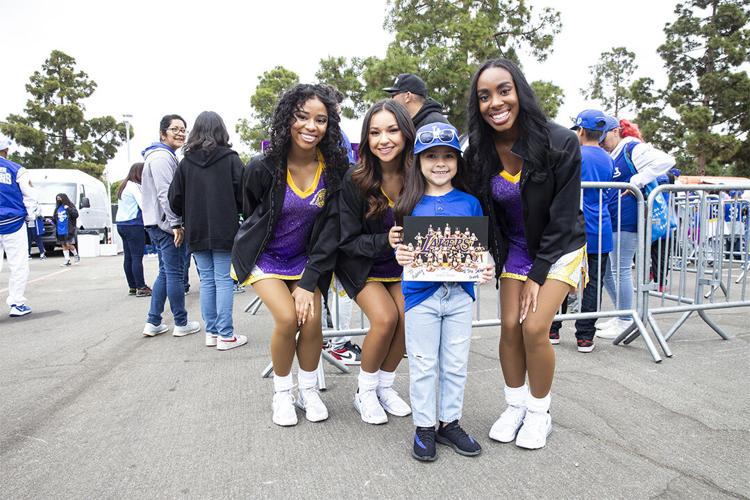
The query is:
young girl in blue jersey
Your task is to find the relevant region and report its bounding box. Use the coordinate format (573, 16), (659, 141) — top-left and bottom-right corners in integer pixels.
(389, 122), (494, 462)
(53, 193), (79, 266)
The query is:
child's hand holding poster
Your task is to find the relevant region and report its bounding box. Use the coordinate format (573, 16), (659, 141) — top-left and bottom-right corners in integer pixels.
(402, 216), (489, 282)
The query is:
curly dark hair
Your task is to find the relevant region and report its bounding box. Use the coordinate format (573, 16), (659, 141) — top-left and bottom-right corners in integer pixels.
(352, 99), (415, 220)
(266, 84), (349, 182)
(465, 58), (550, 194)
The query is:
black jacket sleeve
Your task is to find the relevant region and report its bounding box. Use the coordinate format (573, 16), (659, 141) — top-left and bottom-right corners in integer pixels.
(231, 155), (244, 214)
(339, 175), (390, 259)
(242, 156), (272, 219)
(527, 130), (583, 285)
(167, 162), (185, 218)
(68, 205), (79, 220)
(298, 186), (341, 293)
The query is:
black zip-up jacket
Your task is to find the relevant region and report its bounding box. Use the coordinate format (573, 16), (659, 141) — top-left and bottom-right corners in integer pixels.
(231, 154), (344, 294)
(336, 169), (399, 298)
(471, 121), (587, 286)
(413, 98), (449, 130)
(168, 146), (243, 252)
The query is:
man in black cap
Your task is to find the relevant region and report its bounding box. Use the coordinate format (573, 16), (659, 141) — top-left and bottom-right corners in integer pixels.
(383, 73), (448, 130)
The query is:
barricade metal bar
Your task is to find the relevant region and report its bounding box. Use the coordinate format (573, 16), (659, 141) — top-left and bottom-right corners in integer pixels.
(644, 183), (750, 344)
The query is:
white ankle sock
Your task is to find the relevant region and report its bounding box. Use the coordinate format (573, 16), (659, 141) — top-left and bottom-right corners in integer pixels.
(378, 369), (396, 389)
(273, 373), (294, 393)
(505, 384), (528, 407)
(527, 392), (551, 413)
(297, 368), (318, 390)
(71, 248), (78, 256)
(63, 249), (70, 260)
(358, 368), (379, 393)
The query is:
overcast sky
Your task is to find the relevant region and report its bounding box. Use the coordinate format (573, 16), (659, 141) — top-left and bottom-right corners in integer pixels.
(1, 0), (679, 180)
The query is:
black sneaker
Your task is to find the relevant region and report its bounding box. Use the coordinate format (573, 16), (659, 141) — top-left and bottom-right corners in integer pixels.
(436, 420), (482, 456)
(412, 427), (437, 462)
(549, 331), (560, 345)
(129, 288), (137, 296)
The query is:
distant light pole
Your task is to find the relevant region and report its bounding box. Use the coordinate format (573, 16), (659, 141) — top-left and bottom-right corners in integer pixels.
(122, 114), (133, 163)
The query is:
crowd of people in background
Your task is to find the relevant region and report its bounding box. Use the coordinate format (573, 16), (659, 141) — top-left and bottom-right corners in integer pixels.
(0, 57), (680, 463)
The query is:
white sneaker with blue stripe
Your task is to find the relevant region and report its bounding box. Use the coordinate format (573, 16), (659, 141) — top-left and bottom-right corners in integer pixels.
(9, 304), (32, 317)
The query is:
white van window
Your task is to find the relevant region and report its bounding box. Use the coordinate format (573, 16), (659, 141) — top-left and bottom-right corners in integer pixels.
(35, 182), (77, 205)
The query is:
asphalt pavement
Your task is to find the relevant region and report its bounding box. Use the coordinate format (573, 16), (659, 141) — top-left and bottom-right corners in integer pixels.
(1, 253), (748, 499)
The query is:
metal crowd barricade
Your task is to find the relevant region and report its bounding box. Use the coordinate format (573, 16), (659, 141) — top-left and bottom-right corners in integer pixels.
(642, 184), (750, 345)
(244, 182), (750, 374)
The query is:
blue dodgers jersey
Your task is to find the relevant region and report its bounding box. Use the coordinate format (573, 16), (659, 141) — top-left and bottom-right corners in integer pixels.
(56, 205), (69, 236)
(0, 158), (27, 235)
(402, 188), (483, 312)
(608, 141), (639, 233)
(581, 146), (614, 253)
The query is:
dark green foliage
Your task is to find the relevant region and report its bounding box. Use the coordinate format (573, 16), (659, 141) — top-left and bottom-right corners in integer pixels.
(0, 50), (129, 179)
(581, 47), (638, 116)
(236, 66), (299, 153)
(633, 1), (750, 176)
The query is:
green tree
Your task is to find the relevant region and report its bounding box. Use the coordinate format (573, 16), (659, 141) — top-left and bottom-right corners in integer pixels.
(657, 0), (750, 175)
(531, 81), (565, 119)
(110, 180), (122, 203)
(315, 56), (369, 119)
(236, 66), (299, 153)
(316, 1), (562, 128)
(0, 50), (129, 179)
(581, 47), (638, 116)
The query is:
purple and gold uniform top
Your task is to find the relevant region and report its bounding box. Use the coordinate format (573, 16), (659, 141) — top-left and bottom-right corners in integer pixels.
(367, 190), (402, 282)
(250, 157), (327, 282)
(491, 170), (533, 280)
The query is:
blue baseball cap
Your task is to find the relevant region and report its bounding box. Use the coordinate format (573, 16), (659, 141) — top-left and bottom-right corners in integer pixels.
(603, 115), (620, 131)
(414, 122), (461, 155)
(572, 109), (609, 131)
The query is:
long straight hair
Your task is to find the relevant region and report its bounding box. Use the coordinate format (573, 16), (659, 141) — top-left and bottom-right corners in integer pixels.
(55, 193), (74, 210)
(465, 58), (550, 193)
(351, 99), (415, 219)
(117, 162), (144, 200)
(394, 147), (469, 224)
(183, 111), (231, 154)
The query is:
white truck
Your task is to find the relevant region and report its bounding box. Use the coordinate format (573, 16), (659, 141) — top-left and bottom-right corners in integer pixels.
(26, 169), (112, 253)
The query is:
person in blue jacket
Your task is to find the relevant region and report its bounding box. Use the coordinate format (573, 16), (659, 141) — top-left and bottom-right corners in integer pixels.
(0, 135), (38, 317)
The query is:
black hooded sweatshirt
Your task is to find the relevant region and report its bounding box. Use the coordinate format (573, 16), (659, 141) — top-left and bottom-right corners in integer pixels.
(168, 146), (243, 252)
(412, 98), (449, 130)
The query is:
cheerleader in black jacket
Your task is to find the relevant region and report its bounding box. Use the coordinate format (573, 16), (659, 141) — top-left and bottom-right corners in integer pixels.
(231, 84), (348, 427)
(337, 100), (415, 425)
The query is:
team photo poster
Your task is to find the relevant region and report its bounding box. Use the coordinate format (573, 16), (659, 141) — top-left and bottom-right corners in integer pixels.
(402, 216), (489, 282)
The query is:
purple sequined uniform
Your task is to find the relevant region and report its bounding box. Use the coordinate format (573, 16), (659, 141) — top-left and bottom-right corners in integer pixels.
(255, 170), (326, 277)
(368, 205), (401, 280)
(491, 171), (533, 277)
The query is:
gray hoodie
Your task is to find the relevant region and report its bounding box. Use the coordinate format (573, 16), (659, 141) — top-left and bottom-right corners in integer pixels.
(141, 142), (182, 233)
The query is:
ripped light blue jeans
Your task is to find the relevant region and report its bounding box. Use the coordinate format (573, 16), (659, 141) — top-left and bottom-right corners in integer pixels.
(405, 283), (473, 428)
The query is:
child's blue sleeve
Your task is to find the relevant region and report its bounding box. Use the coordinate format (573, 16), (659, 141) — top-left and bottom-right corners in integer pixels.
(473, 197), (483, 216)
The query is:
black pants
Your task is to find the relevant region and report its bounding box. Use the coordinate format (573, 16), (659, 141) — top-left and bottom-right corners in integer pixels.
(550, 252), (609, 341)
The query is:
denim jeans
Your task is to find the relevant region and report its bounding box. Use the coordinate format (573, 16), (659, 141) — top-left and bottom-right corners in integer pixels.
(182, 243), (192, 292)
(551, 252), (610, 340)
(146, 227), (187, 327)
(26, 225), (45, 256)
(117, 224), (146, 289)
(405, 283), (473, 428)
(603, 231), (638, 321)
(193, 250), (234, 338)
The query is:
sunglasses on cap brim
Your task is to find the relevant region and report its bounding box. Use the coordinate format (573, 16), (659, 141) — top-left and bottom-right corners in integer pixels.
(417, 128), (458, 145)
